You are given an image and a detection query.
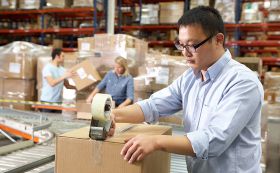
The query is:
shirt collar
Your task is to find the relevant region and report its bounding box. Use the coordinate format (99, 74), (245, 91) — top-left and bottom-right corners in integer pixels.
(207, 49), (231, 81)
(192, 49), (231, 81)
(114, 71), (124, 78)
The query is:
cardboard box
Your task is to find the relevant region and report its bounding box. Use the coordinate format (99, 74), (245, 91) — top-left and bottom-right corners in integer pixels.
(0, 0), (17, 10)
(3, 79), (35, 98)
(134, 91), (151, 102)
(18, 0), (40, 9)
(76, 100), (92, 119)
(159, 2), (184, 24)
(2, 97), (34, 111)
(52, 39), (63, 49)
(70, 59), (101, 91)
(56, 123), (171, 173)
(46, 0), (73, 8)
(235, 57), (262, 77)
(0, 53), (37, 79)
(2, 78), (35, 111)
(134, 76), (152, 92)
(78, 37), (95, 52)
(76, 99), (116, 119)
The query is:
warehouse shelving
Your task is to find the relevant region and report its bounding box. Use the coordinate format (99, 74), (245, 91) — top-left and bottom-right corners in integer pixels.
(0, 0), (104, 48)
(121, 24), (177, 31)
(117, 0), (188, 32)
(116, 0), (280, 67)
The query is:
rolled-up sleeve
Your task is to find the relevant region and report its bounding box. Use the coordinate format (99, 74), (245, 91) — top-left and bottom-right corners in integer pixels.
(126, 76), (134, 101)
(137, 77), (183, 123)
(187, 78), (263, 159)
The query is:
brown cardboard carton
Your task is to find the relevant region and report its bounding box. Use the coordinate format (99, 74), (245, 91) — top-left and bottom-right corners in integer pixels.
(46, 0), (73, 8)
(0, 53), (37, 79)
(78, 37), (95, 52)
(159, 2), (184, 24)
(70, 59), (102, 91)
(2, 78), (35, 110)
(56, 123), (171, 173)
(18, 0), (40, 9)
(76, 100), (91, 119)
(76, 99), (116, 119)
(2, 96), (34, 111)
(134, 91), (151, 103)
(134, 76), (152, 92)
(76, 83), (98, 100)
(52, 39), (63, 49)
(3, 79), (35, 98)
(0, 0), (17, 10)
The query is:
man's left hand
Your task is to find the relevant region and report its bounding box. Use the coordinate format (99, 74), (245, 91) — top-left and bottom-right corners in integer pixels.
(120, 135), (157, 164)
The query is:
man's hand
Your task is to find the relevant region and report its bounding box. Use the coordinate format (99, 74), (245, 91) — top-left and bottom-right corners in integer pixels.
(120, 135), (158, 164)
(64, 70), (76, 79)
(107, 113), (116, 137)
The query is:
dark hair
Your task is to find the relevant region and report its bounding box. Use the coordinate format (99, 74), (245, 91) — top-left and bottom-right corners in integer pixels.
(178, 6), (225, 45)
(51, 48), (62, 60)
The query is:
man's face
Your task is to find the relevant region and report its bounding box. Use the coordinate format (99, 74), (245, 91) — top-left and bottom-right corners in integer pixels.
(178, 25), (216, 71)
(57, 52), (64, 63)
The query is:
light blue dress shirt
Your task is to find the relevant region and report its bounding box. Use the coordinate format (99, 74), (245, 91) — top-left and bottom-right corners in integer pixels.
(41, 63), (65, 103)
(97, 70), (134, 106)
(137, 50), (263, 173)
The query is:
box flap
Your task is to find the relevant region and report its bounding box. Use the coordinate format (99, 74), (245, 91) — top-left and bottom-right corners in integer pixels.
(59, 123), (172, 144)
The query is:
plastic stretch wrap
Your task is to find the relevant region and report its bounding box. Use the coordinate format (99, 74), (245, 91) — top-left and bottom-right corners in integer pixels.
(0, 41), (52, 80)
(77, 34), (148, 77)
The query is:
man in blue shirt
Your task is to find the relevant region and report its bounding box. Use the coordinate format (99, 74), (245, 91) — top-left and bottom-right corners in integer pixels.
(110, 6), (263, 173)
(86, 56), (134, 108)
(40, 48), (76, 113)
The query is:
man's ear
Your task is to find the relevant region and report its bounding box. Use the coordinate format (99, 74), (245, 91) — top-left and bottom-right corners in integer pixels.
(215, 33), (224, 45)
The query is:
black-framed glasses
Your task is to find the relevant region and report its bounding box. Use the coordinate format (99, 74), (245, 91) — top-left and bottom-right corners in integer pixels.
(174, 35), (213, 53)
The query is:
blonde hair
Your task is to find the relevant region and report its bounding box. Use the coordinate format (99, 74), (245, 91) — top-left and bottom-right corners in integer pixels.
(115, 56), (129, 76)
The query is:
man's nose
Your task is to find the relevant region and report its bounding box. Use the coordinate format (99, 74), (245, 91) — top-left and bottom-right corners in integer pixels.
(182, 48), (192, 57)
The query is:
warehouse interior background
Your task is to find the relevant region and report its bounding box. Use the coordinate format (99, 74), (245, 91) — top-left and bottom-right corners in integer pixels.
(0, 0), (279, 173)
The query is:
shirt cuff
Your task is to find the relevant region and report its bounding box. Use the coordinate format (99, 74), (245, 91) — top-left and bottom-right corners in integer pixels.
(187, 130), (209, 160)
(136, 100), (159, 123)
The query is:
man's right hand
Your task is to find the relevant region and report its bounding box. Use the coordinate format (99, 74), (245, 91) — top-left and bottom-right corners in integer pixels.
(108, 113), (116, 137)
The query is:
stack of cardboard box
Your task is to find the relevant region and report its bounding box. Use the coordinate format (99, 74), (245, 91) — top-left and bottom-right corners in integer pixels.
(0, 0), (17, 10)
(215, 0), (236, 23)
(140, 4), (159, 25)
(190, 0), (210, 9)
(18, 0), (40, 9)
(78, 34), (148, 77)
(72, 0), (103, 10)
(240, 2), (264, 23)
(0, 41), (52, 110)
(134, 76), (153, 102)
(45, 0), (73, 8)
(138, 53), (188, 92)
(159, 2), (184, 24)
(264, 72), (280, 104)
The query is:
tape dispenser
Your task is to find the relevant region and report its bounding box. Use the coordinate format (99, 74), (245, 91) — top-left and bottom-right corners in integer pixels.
(89, 93), (113, 140)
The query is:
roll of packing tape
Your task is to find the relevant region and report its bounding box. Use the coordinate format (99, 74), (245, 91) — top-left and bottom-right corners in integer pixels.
(91, 93), (112, 121)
